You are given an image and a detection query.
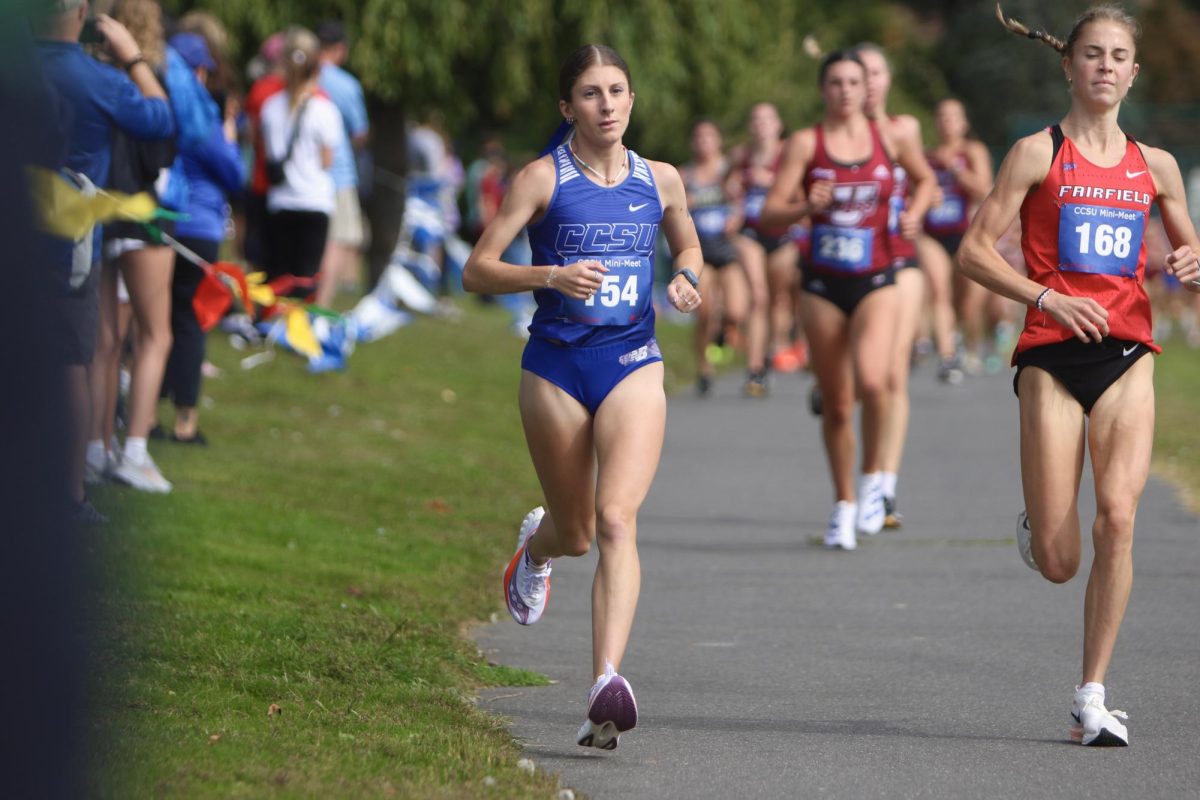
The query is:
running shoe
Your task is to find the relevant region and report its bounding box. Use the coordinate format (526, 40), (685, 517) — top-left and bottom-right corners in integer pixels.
(1016, 510), (1038, 571)
(771, 347), (801, 374)
(576, 662), (638, 750)
(112, 451), (172, 494)
(696, 375), (713, 398)
(809, 385), (823, 416)
(503, 507), (551, 625)
(70, 495), (108, 525)
(856, 473), (885, 536)
(1070, 689), (1129, 747)
(824, 500), (857, 550)
(937, 355), (964, 385)
(743, 370), (768, 398)
(883, 495), (903, 529)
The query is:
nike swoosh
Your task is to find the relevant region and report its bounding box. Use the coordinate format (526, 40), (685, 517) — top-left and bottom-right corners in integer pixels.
(628, 203), (649, 213)
(1123, 345), (1138, 356)
(1125, 170), (1147, 179)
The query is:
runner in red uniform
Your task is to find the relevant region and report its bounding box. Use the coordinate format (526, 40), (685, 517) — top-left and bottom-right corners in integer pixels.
(919, 98), (995, 383)
(959, 5), (1200, 747)
(762, 49), (932, 550)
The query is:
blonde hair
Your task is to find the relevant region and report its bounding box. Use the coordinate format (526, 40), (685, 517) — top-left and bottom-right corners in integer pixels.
(283, 26), (321, 108)
(996, 2), (1140, 56)
(111, 0), (165, 69)
(177, 11), (229, 58)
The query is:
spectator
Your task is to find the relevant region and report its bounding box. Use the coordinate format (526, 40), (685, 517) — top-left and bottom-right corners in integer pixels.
(34, 0), (174, 520)
(160, 32), (244, 445)
(259, 26), (344, 291)
(88, 0), (179, 494)
(315, 20), (370, 307)
(241, 31), (285, 269)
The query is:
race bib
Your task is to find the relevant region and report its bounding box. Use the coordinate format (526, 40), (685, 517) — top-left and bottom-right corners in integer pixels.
(811, 224), (874, 273)
(693, 207), (729, 237)
(560, 255), (653, 326)
(927, 195), (965, 227)
(1058, 204), (1144, 278)
(743, 189), (766, 225)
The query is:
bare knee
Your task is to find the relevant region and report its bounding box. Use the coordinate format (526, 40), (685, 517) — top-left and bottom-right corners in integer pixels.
(822, 395), (854, 428)
(596, 505), (637, 550)
(857, 375), (888, 403)
(1092, 506), (1135, 561)
(1038, 553), (1079, 584)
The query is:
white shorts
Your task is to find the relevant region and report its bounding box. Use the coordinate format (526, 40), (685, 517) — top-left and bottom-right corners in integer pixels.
(329, 187), (365, 247)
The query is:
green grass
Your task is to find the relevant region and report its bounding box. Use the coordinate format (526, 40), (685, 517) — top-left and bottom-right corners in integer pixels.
(1152, 338), (1200, 512)
(86, 301), (695, 798)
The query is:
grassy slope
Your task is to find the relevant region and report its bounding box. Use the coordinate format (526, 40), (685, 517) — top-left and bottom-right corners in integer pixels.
(1151, 338), (1200, 512)
(87, 303), (695, 798)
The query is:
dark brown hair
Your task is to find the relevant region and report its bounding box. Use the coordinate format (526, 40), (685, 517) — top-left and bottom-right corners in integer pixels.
(996, 3), (1140, 56)
(558, 44), (632, 101)
(818, 49), (866, 86)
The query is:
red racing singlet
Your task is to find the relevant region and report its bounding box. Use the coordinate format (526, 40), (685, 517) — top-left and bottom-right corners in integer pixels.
(804, 121), (895, 276)
(886, 116), (917, 264)
(924, 149), (972, 237)
(740, 146), (789, 238)
(1017, 126), (1160, 356)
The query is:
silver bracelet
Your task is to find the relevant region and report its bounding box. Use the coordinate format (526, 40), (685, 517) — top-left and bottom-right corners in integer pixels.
(1035, 287), (1052, 311)
(544, 265), (558, 288)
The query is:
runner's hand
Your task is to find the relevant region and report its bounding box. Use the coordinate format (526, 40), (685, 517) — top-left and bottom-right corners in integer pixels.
(667, 273), (702, 314)
(807, 180), (835, 215)
(554, 260), (607, 300)
(1043, 290), (1109, 343)
(899, 209), (922, 240)
(1165, 245), (1200, 291)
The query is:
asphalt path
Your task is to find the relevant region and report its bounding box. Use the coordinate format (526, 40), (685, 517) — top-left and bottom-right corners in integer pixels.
(475, 359), (1200, 799)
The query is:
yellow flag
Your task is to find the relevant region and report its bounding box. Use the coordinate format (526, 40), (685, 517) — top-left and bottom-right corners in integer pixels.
(27, 167), (158, 240)
(284, 307), (321, 359)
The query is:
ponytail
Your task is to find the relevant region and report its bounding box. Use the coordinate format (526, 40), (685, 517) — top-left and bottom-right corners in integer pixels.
(996, 3), (1140, 58)
(539, 119), (574, 157)
(995, 2), (1066, 53)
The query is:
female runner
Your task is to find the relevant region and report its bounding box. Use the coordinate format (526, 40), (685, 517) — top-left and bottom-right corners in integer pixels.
(857, 41), (937, 529)
(462, 44), (703, 750)
(762, 50), (933, 550)
(680, 118), (768, 396)
(727, 102), (805, 375)
(919, 97), (994, 383)
(959, 5), (1200, 746)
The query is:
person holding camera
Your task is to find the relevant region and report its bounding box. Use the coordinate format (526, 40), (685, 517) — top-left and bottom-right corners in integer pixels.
(258, 26), (344, 292)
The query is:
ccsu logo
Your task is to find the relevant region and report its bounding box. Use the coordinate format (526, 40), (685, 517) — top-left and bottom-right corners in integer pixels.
(555, 223), (659, 255)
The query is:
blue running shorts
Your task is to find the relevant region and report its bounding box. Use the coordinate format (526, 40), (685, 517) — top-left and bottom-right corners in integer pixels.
(522, 336), (663, 415)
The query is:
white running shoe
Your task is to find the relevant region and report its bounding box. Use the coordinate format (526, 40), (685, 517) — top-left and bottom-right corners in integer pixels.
(1016, 511), (1038, 571)
(503, 507), (551, 625)
(576, 662), (638, 750)
(856, 473), (885, 536)
(1070, 689), (1129, 747)
(112, 452), (172, 494)
(825, 501), (858, 551)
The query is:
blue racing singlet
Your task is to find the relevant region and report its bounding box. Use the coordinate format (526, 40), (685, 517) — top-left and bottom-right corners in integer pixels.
(527, 143), (663, 347)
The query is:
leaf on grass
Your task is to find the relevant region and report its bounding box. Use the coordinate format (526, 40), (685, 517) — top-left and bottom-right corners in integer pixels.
(208, 734), (221, 744)
(347, 585), (365, 597)
(424, 498), (452, 514)
(268, 703), (283, 717)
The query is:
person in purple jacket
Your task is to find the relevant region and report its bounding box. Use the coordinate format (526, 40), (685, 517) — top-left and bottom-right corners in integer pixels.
(34, 0), (174, 523)
(159, 32), (244, 445)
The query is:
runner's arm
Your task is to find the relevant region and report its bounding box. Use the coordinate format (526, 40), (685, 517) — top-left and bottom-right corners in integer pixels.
(1146, 146), (1200, 292)
(650, 161), (704, 312)
(958, 132), (1110, 342)
(761, 130), (827, 228)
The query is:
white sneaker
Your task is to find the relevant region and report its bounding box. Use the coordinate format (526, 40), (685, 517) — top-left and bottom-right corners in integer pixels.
(1016, 511), (1038, 571)
(1070, 689), (1129, 746)
(503, 507), (551, 625)
(113, 452), (172, 494)
(825, 501), (858, 551)
(576, 662), (638, 750)
(856, 473), (885, 536)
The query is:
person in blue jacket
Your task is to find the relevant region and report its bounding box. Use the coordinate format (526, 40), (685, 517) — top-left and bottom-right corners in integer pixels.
(159, 32), (244, 445)
(34, 0), (174, 522)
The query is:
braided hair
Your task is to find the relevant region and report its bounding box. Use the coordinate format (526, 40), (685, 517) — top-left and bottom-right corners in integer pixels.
(996, 3), (1140, 56)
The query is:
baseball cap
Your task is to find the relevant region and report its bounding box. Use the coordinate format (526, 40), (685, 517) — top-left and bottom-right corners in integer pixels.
(168, 32), (217, 71)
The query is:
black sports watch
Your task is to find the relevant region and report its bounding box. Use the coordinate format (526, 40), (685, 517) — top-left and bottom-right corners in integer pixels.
(671, 268), (700, 289)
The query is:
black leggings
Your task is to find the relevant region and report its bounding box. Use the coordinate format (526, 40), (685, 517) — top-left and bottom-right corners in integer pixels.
(162, 237), (219, 408)
(266, 209), (329, 291)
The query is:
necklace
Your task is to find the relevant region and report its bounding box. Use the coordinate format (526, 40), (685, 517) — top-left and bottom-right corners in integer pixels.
(570, 139), (628, 185)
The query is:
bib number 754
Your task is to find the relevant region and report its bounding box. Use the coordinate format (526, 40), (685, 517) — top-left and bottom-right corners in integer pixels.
(584, 274), (640, 308)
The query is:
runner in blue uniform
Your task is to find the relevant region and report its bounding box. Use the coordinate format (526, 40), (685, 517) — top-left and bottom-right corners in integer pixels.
(463, 44), (703, 751)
